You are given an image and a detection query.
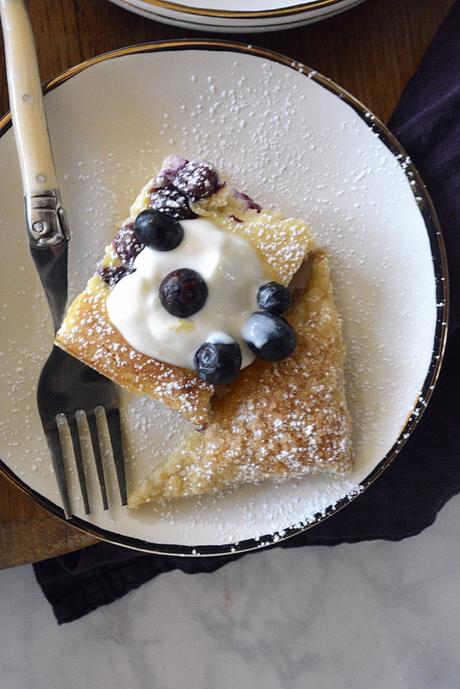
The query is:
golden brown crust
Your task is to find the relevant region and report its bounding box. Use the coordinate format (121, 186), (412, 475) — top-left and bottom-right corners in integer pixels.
(129, 250), (353, 506)
(55, 275), (213, 427)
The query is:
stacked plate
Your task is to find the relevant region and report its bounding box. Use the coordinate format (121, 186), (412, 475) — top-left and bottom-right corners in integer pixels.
(108, 0), (366, 33)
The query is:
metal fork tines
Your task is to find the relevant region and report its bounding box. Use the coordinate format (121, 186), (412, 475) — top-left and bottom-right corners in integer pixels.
(38, 347), (127, 520)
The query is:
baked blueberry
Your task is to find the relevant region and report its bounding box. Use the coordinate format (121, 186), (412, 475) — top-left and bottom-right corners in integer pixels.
(257, 282), (291, 315)
(173, 160), (219, 201)
(194, 340), (242, 385)
(150, 188), (196, 220)
(243, 312), (296, 362)
(153, 155), (188, 189)
(112, 222), (143, 265)
(98, 264), (133, 287)
(134, 209), (183, 251)
(159, 268), (208, 318)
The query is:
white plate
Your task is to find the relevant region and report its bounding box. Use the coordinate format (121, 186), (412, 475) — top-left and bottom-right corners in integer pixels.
(128, 0), (357, 10)
(109, 0), (366, 32)
(0, 42), (447, 556)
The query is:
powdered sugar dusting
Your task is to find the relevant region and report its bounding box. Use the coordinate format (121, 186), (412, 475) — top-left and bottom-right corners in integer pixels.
(0, 49), (440, 548)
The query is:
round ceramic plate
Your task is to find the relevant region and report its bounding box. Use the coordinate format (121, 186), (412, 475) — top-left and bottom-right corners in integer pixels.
(108, 0), (366, 32)
(0, 41), (447, 556)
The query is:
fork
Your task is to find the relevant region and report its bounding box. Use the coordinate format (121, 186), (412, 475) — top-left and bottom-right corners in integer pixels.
(37, 348), (127, 518)
(0, 0), (127, 519)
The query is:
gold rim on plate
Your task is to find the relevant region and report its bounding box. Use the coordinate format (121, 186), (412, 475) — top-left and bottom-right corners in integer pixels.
(129, 0), (355, 19)
(119, 0), (364, 26)
(0, 39), (449, 557)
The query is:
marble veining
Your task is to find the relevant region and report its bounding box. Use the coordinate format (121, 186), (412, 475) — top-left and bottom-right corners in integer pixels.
(0, 497), (459, 689)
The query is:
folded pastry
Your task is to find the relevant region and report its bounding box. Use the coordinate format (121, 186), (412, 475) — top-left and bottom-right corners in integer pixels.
(57, 155), (352, 504)
(56, 156), (313, 426)
(129, 250), (353, 506)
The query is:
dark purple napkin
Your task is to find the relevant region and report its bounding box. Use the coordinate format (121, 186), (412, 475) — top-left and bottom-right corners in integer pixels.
(34, 2), (460, 624)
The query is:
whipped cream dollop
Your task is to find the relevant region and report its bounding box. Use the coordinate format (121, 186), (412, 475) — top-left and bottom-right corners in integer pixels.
(106, 218), (269, 370)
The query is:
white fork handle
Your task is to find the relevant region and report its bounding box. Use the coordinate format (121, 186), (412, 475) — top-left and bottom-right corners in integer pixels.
(0, 0), (58, 194)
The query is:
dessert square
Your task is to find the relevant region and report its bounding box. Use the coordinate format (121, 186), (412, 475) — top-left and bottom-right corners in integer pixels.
(129, 250), (353, 505)
(56, 156), (314, 426)
(56, 155), (352, 505)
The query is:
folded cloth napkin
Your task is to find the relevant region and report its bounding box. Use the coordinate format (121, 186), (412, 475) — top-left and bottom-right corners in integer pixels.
(34, 1), (460, 624)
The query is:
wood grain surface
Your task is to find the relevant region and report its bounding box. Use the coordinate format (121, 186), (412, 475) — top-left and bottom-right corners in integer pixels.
(0, 0), (454, 568)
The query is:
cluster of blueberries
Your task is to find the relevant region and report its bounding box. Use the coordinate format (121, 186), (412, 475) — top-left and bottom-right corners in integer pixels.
(195, 285), (296, 385)
(100, 159), (297, 385)
(99, 159), (218, 287)
(151, 157), (219, 219)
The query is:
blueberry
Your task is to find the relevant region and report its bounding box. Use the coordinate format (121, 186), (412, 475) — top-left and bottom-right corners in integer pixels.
(173, 159), (219, 201)
(134, 209), (183, 252)
(159, 268), (208, 318)
(98, 264), (133, 287)
(153, 155), (188, 189)
(150, 188), (196, 220)
(243, 312), (296, 362)
(112, 222), (143, 265)
(194, 341), (242, 385)
(257, 282), (292, 315)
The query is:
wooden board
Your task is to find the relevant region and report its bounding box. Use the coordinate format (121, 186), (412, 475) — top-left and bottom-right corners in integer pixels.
(0, 0), (454, 568)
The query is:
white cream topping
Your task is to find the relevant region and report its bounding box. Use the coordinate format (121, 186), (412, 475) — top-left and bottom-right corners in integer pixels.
(106, 218), (269, 370)
(242, 314), (271, 349)
(206, 331), (236, 345)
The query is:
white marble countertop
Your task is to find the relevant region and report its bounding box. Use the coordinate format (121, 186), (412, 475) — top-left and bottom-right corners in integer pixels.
(1, 496), (459, 689)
